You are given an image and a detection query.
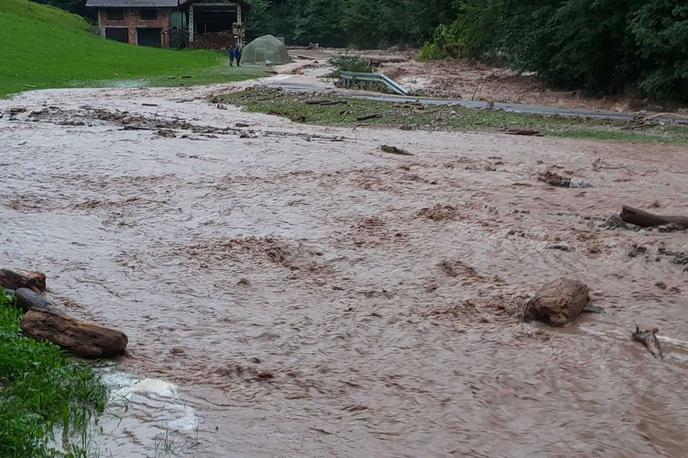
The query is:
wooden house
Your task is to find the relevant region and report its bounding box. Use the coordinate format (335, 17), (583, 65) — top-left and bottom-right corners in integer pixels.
(86, 0), (249, 48)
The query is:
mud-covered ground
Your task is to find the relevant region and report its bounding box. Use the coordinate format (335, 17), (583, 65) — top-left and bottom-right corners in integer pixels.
(291, 47), (688, 115)
(1, 82), (688, 457)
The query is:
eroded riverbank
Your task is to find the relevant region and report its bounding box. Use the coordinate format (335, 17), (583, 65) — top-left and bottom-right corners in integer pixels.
(1, 84), (687, 456)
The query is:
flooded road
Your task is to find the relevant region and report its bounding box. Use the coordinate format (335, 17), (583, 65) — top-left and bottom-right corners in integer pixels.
(1, 83), (687, 457)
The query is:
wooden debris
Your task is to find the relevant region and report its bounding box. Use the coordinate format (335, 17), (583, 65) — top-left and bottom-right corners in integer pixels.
(632, 326), (663, 359)
(505, 128), (542, 136)
(620, 206), (688, 230)
(305, 98), (346, 106)
(0, 268), (46, 292)
(21, 309), (128, 359)
(380, 145), (413, 156)
(356, 113), (383, 121)
(156, 129), (176, 138)
(538, 170), (571, 187)
(523, 278), (590, 327)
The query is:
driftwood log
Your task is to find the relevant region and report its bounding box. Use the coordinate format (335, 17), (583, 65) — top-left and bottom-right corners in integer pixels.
(524, 278), (591, 327)
(21, 309), (128, 359)
(380, 145), (413, 156)
(620, 206), (688, 229)
(0, 268), (46, 292)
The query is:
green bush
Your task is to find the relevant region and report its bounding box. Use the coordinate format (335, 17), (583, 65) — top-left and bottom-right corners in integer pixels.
(630, 2), (688, 102)
(418, 25), (461, 60)
(327, 54), (371, 78)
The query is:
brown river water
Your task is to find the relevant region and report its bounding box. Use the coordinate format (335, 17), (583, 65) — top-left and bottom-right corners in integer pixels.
(1, 83), (687, 457)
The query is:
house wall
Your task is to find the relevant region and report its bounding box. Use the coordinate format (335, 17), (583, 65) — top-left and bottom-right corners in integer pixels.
(98, 8), (172, 48)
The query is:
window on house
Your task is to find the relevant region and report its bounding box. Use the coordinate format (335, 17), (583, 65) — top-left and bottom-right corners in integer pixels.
(106, 9), (124, 21)
(140, 9), (158, 20)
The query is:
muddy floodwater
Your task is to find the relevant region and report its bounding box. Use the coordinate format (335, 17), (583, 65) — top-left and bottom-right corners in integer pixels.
(1, 84), (688, 457)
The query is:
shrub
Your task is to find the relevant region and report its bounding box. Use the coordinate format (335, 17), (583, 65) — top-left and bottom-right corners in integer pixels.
(327, 54), (371, 78)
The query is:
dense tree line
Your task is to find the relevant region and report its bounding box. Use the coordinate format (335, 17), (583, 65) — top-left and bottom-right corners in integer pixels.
(248, 0), (686, 101)
(33, 0), (89, 16)
(424, 0), (688, 101)
(246, 0), (455, 48)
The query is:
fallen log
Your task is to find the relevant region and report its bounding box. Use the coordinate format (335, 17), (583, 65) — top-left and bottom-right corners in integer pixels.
(505, 128), (542, 136)
(21, 310), (128, 359)
(620, 206), (688, 229)
(356, 113), (383, 121)
(304, 98), (346, 106)
(0, 268), (46, 292)
(15, 288), (53, 312)
(380, 145), (413, 156)
(523, 278), (590, 327)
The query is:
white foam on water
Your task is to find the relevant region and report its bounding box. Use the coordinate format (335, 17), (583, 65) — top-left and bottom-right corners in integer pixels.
(91, 370), (201, 456)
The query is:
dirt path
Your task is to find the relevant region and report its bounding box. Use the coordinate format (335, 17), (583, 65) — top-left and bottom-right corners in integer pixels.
(1, 84), (688, 457)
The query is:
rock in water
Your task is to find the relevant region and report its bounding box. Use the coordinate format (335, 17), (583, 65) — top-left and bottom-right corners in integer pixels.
(15, 288), (53, 312)
(524, 278), (590, 327)
(632, 326), (663, 359)
(21, 310), (128, 358)
(0, 268), (47, 292)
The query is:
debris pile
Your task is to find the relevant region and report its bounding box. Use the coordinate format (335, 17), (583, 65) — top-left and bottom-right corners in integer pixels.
(538, 169), (591, 188)
(191, 32), (236, 50)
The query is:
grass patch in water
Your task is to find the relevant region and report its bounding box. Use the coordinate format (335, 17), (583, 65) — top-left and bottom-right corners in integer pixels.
(0, 289), (107, 457)
(219, 88), (688, 144)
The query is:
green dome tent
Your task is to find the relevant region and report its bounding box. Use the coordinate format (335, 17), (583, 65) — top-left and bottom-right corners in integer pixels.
(241, 35), (292, 65)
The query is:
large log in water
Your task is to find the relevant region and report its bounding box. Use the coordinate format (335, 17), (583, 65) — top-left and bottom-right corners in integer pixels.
(524, 278), (590, 327)
(21, 310), (128, 359)
(0, 268), (46, 292)
(620, 206), (688, 229)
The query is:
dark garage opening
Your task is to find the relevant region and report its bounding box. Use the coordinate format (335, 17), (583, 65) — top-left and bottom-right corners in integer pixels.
(194, 6), (237, 34)
(137, 28), (162, 47)
(105, 27), (129, 44)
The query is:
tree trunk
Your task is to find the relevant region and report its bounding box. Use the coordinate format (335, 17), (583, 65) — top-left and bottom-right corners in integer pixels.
(620, 206), (688, 229)
(21, 310), (128, 359)
(0, 268), (47, 292)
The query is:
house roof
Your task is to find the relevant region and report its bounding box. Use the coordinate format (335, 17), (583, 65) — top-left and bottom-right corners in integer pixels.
(178, 0), (251, 8)
(86, 0), (179, 7)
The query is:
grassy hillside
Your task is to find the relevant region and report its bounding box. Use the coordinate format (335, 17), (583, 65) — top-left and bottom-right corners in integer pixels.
(0, 0), (265, 97)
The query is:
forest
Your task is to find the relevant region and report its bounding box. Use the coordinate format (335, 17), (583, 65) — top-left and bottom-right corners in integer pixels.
(35, 0), (688, 101)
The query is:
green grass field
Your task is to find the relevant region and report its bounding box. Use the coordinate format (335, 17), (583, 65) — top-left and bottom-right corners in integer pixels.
(0, 0), (266, 97)
(221, 88), (688, 144)
(0, 289), (107, 457)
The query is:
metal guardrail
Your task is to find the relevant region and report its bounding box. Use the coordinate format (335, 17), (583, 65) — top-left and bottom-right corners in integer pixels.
(339, 71), (409, 96)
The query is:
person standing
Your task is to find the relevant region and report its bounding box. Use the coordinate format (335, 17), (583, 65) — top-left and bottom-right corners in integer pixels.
(227, 46), (235, 67)
(235, 47), (242, 67)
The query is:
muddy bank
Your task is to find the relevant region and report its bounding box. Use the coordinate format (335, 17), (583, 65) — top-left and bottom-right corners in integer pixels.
(1, 85), (688, 456)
